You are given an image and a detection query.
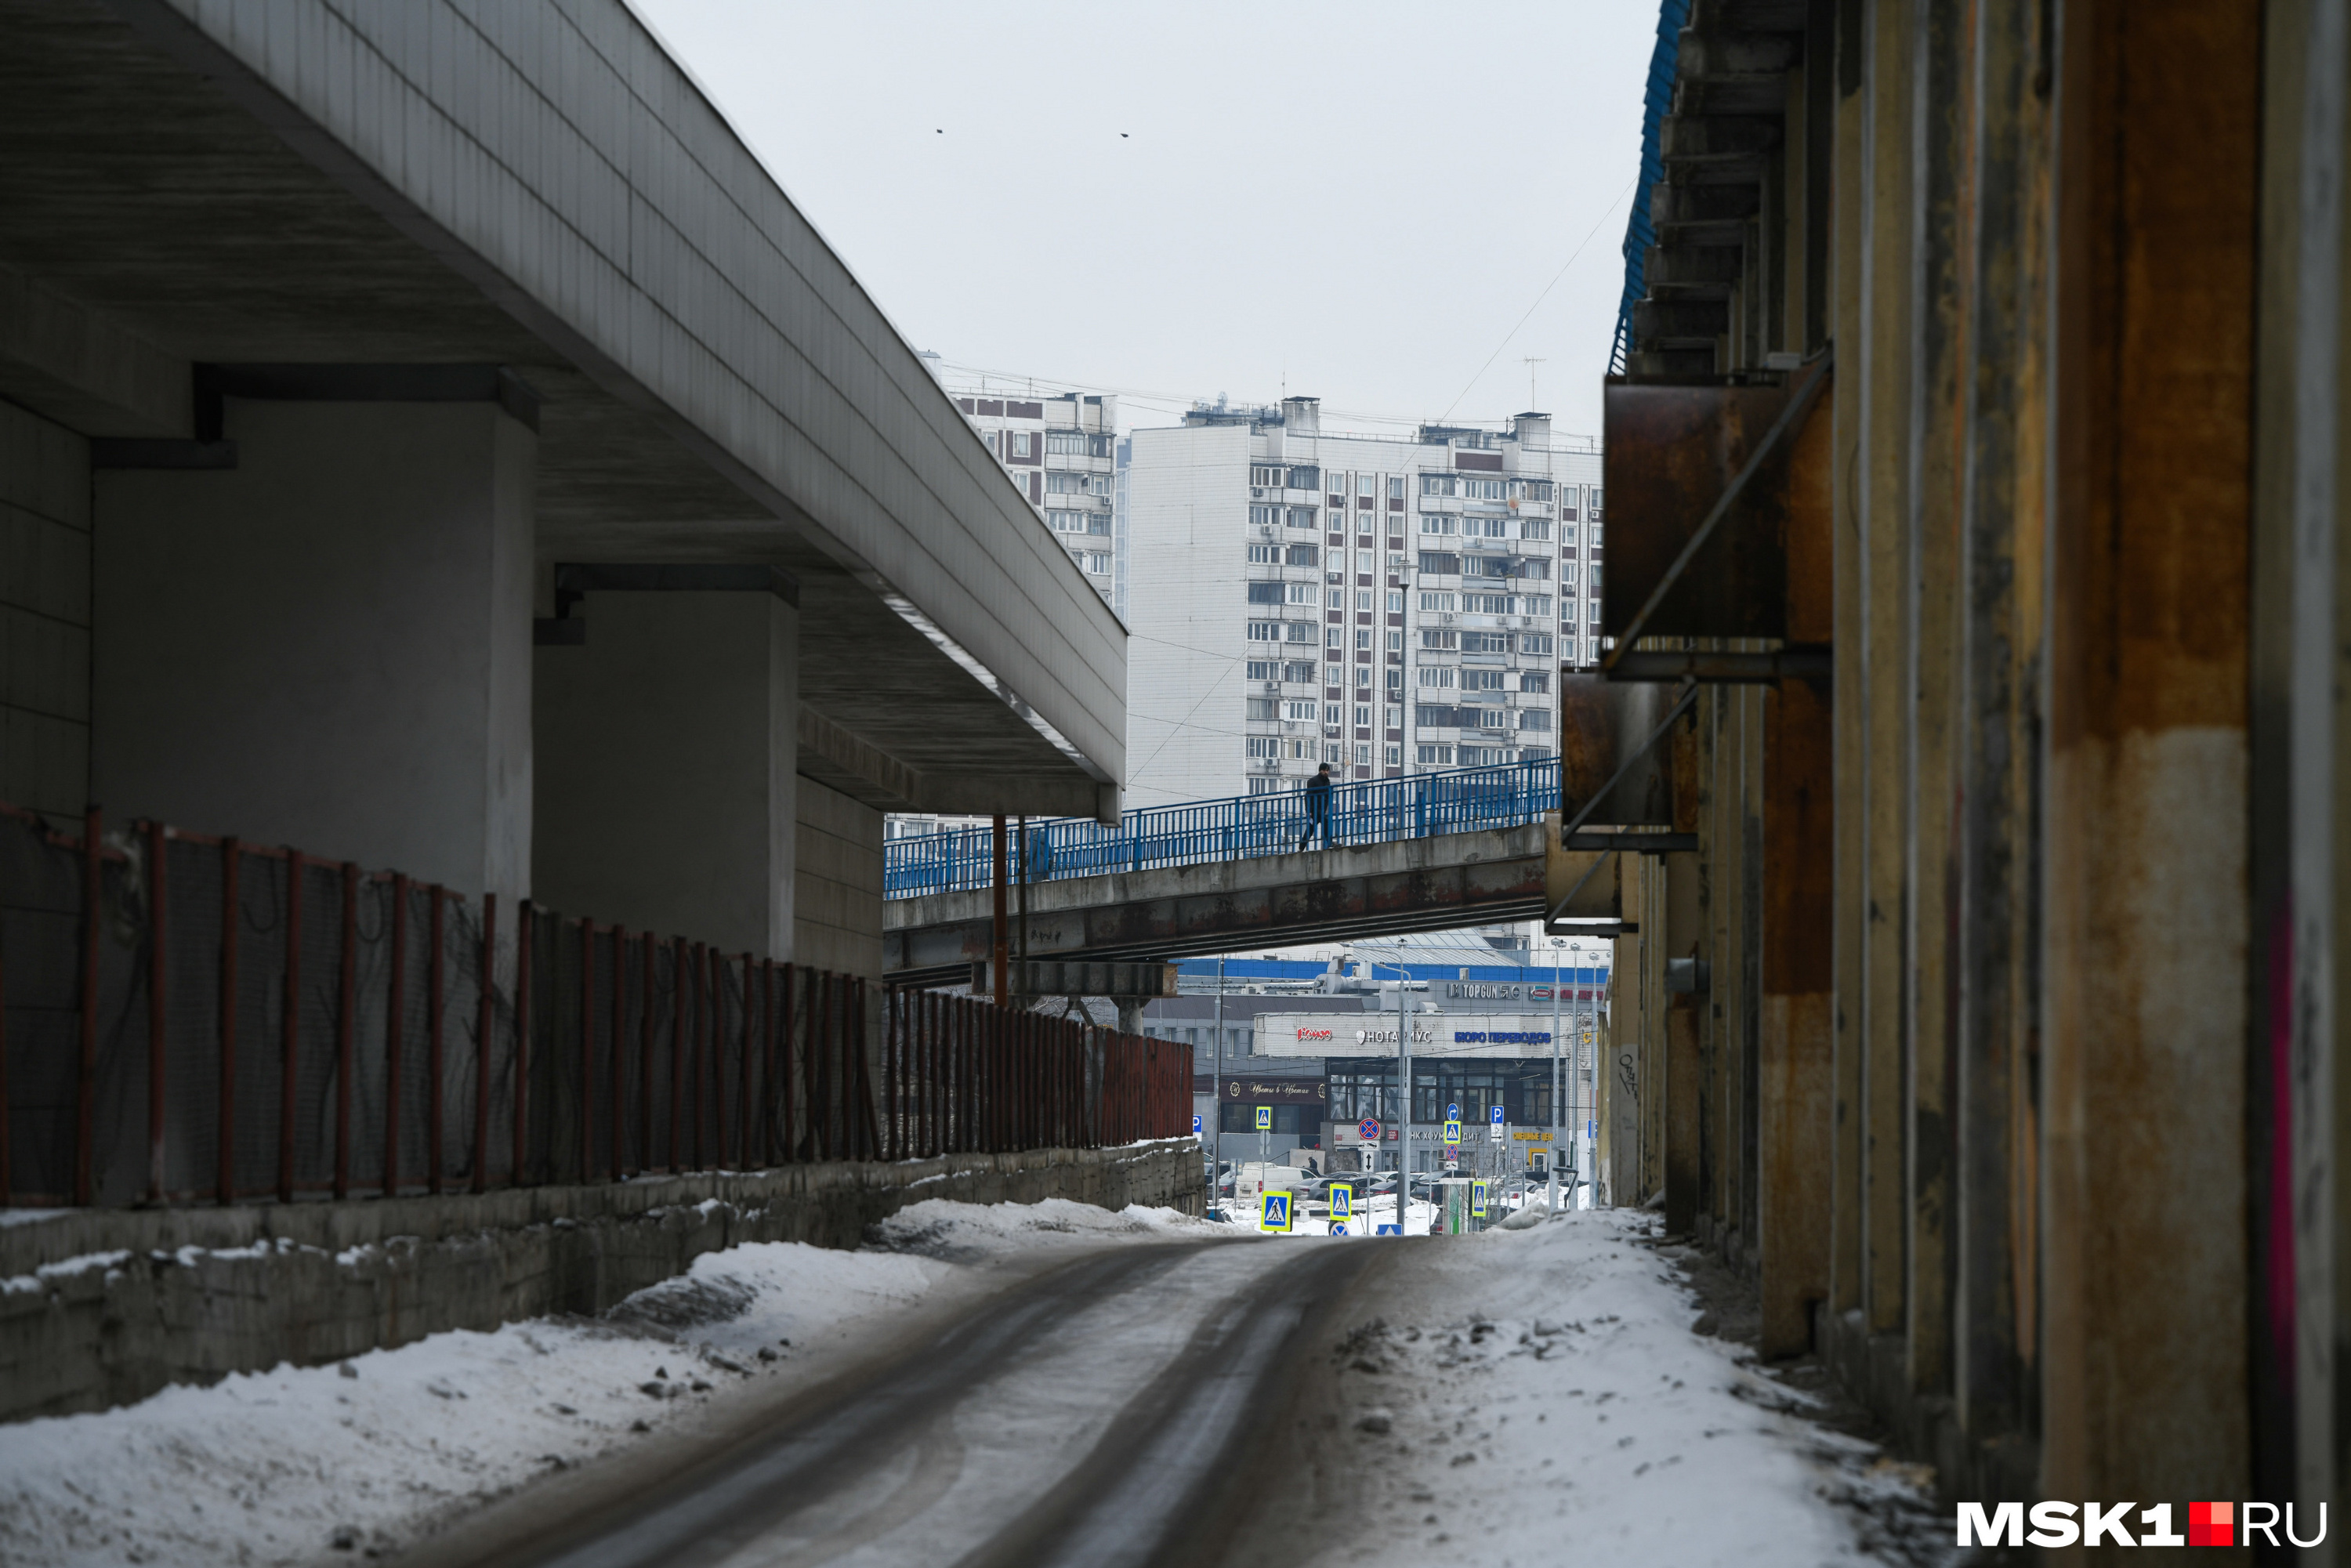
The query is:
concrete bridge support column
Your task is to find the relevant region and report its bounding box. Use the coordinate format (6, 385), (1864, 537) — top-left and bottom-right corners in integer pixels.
(92, 398), (534, 901)
(1663, 849), (1704, 1236)
(533, 579), (798, 959)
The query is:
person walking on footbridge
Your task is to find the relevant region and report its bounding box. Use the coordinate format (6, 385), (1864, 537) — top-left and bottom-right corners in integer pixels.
(1299, 762), (1335, 851)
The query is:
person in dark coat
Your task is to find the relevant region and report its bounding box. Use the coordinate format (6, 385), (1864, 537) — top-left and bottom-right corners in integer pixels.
(1299, 762), (1334, 850)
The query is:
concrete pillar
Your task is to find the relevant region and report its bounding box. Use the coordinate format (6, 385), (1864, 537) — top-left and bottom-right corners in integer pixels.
(1664, 849), (1704, 1236)
(534, 584), (796, 959)
(2043, 0), (2258, 1514)
(0, 400), (89, 826)
(1904, 0), (1972, 1404)
(1759, 676), (1835, 1359)
(1856, 0), (1918, 1345)
(795, 777), (882, 978)
(92, 399), (534, 900)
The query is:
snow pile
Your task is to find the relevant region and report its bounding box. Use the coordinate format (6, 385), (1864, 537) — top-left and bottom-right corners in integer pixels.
(0, 1193), (1191, 1568)
(866, 1197), (1228, 1258)
(1319, 1209), (1951, 1566)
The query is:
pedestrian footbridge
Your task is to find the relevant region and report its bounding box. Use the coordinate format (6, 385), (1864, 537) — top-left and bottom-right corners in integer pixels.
(883, 760), (1670, 985)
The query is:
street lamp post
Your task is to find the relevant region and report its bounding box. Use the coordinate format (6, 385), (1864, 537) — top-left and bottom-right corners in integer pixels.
(1550, 936), (1565, 1214)
(1366, 944), (1412, 1237)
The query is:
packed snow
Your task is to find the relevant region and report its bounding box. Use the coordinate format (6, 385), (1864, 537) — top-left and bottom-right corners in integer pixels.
(0, 1200), (1212, 1567)
(1290, 1207), (1951, 1567)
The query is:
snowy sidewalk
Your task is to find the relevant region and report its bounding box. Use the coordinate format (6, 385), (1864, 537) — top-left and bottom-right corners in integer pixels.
(0, 1199), (1223, 1568)
(1277, 1208), (1953, 1568)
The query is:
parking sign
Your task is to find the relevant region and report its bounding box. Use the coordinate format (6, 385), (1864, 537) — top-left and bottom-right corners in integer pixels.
(1490, 1105), (1506, 1143)
(1191, 1114), (1202, 1136)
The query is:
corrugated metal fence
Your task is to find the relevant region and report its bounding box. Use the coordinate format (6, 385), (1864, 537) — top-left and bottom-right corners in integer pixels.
(0, 804), (1191, 1208)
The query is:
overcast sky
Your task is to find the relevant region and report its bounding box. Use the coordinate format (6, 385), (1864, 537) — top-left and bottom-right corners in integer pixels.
(635, 2), (1660, 444)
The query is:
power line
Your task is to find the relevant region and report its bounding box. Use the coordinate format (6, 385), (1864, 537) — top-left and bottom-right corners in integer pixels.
(1436, 177), (1636, 423)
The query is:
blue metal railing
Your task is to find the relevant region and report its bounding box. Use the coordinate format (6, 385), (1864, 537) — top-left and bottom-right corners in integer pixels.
(884, 756), (1559, 900)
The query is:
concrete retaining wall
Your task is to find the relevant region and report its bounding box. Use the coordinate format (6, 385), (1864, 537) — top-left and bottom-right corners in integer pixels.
(0, 1139), (1203, 1425)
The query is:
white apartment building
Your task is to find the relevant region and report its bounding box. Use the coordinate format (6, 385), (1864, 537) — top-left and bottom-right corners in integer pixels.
(1123, 397), (1603, 807)
(937, 379), (1121, 609)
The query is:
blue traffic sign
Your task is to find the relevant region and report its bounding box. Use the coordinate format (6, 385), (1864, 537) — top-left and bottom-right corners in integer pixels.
(1330, 1222), (1349, 1237)
(1331, 1185), (1352, 1219)
(1490, 1106), (1505, 1124)
(1191, 1114), (1202, 1136)
(1447, 1102), (1460, 1118)
(1255, 1105), (1273, 1132)
(1376, 1224), (1403, 1236)
(1260, 1191), (1294, 1233)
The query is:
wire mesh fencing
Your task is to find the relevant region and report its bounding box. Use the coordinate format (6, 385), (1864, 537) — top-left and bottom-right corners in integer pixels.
(0, 803), (1194, 1208)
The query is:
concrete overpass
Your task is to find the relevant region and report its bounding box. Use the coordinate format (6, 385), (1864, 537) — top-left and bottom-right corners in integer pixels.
(0, 0), (1123, 973)
(884, 822), (1690, 987)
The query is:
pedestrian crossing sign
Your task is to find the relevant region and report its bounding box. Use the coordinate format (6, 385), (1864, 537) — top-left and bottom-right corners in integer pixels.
(1331, 1186), (1352, 1220)
(1255, 1105), (1273, 1132)
(1261, 1191), (1294, 1232)
(1442, 1119), (1462, 1145)
(1471, 1180), (1489, 1218)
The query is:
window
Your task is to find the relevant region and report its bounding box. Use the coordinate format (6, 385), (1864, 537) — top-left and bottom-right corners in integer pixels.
(1589, 565), (1603, 591)
(1386, 629), (1404, 651)
(1523, 595), (1554, 616)
(1012, 432), (1032, 458)
(1386, 667), (1403, 690)
(1250, 505), (1280, 528)
(1421, 474), (1458, 498)
(1323, 702), (1342, 724)
(1046, 509), (1090, 532)
(1518, 710), (1553, 732)
(1418, 552), (1461, 575)
(1518, 632), (1555, 655)
(1248, 544), (1278, 564)
(1560, 487), (1580, 521)
(1421, 628), (1457, 650)
(1518, 559), (1551, 581)
(1248, 777), (1283, 795)
(1248, 621), (1281, 643)
(1356, 666), (1373, 689)
(1286, 622), (1317, 643)
(1464, 516), (1508, 538)
(1327, 510), (1348, 530)
(1520, 519), (1552, 541)
(1419, 744), (1455, 765)
(1252, 465), (1283, 487)
(1355, 628), (1371, 650)
(1247, 660), (1278, 681)
(1357, 512), (1375, 535)
(1356, 589), (1374, 610)
(1562, 523), (1579, 546)
(1286, 543), (1320, 567)
(1288, 582), (1317, 605)
(1462, 668), (1508, 692)
(1325, 661), (1343, 686)
(1385, 704), (1404, 728)
(1590, 521), (1604, 545)
(1288, 465), (1320, 491)
(1355, 744), (1371, 765)
(1326, 625), (1344, 648)
(1560, 634), (1579, 664)
(1286, 738), (1311, 759)
(1247, 697), (1278, 720)
(1388, 476), (1406, 499)
(1384, 744), (1402, 766)
(1288, 507), (1319, 529)
(1461, 745), (1508, 765)
(1464, 593), (1518, 614)
(1588, 490), (1603, 519)
(1465, 555), (1512, 578)
(1246, 581), (1284, 604)
(1045, 470), (1081, 494)
(1328, 588), (1346, 610)
(1420, 514), (1458, 537)
(1085, 552), (1110, 574)
(1248, 737), (1279, 759)
(1588, 600), (1603, 625)
(1419, 667), (1456, 688)
(1465, 478), (1505, 500)
(1560, 562), (1579, 585)
(1419, 591), (1454, 612)
(1286, 699), (1317, 721)
(1284, 660), (1317, 683)
(1354, 704), (1371, 726)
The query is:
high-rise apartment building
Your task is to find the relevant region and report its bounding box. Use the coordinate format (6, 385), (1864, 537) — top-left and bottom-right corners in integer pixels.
(935, 378), (1121, 610)
(1124, 397), (1601, 808)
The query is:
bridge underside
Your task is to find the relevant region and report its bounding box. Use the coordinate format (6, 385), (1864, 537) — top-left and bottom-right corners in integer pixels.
(886, 824), (1578, 985)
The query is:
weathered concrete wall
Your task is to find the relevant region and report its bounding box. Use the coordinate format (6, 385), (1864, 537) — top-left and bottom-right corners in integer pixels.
(795, 774), (883, 978)
(0, 1139), (1201, 1425)
(0, 398), (89, 827)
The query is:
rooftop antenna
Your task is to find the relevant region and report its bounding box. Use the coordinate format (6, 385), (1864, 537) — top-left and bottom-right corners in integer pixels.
(1523, 357), (1545, 411)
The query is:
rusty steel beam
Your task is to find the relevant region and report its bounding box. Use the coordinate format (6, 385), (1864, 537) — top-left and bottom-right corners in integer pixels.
(1603, 647), (1832, 683)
